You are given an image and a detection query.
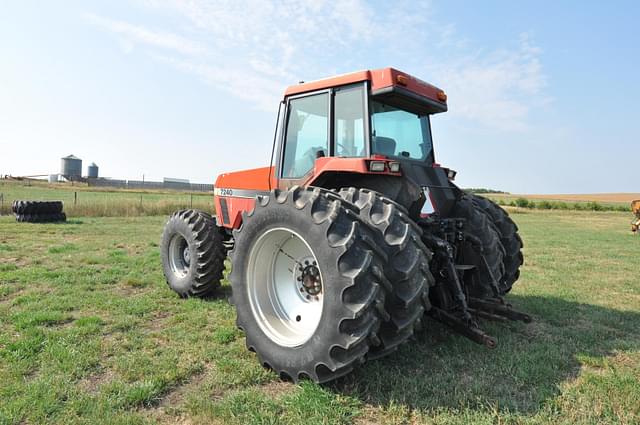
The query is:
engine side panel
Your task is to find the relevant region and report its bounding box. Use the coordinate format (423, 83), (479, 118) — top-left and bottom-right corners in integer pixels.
(215, 195), (256, 229)
(214, 166), (275, 228)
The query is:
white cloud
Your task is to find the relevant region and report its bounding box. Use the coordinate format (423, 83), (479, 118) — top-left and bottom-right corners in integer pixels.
(89, 1), (548, 130)
(151, 53), (283, 111)
(427, 33), (548, 131)
(85, 13), (206, 56)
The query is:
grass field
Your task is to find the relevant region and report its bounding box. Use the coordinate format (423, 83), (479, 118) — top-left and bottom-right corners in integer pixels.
(0, 180), (213, 217)
(1, 209), (639, 424)
(486, 192), (639, 209)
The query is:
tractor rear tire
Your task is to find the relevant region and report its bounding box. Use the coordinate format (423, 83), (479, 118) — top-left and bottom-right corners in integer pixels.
(230, 186), (389, 383)
(451, 195), (505, 297)
(160, 209), (226, 298)
(470, 195), (523, 294)
(337, 187), (433, 359)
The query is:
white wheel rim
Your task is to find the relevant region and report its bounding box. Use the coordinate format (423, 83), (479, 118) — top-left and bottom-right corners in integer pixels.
(247, 227), (324, 347)
(168, 234), (190, 278)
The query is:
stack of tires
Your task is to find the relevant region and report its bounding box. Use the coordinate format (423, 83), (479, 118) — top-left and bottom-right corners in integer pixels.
(12, 200), (66, 223)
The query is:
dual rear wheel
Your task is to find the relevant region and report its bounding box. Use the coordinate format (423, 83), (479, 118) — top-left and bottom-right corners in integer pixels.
(159, 189), (522, 384)
(160, 187), (434, 383)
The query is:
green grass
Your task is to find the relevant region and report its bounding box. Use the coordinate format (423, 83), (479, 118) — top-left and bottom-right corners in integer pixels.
(1, 210), (639, 424)
(0, 179), (213, 216)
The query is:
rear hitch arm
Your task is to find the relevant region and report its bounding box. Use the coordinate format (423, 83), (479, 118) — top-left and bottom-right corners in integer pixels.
(429, 307), (497, 349)
(468, 297), (533, 323)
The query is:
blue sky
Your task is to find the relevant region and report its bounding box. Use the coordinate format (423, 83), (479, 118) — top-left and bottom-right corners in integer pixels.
(1, 0), (638, 193)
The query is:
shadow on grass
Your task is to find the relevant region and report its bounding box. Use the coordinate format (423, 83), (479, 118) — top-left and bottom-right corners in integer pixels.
(59, 219), (84, 225)
(1, 219), (83, 225)
(331, 295), (640, 414)
(201, 285), (233, 300)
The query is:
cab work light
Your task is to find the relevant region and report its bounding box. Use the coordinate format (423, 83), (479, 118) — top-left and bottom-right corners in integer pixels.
(369, 161), (386, 172)
(389, 162), (401, 173)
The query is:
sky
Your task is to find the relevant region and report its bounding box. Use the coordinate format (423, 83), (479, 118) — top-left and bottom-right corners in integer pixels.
(1, 0), (639, 193)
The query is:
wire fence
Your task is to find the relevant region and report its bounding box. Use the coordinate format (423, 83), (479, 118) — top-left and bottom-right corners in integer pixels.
(0, 189), (215, 217)
(87, 178), (213, 192)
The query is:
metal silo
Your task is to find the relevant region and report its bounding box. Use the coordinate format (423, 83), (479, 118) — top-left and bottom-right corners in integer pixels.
(87, 162), (99, 178)
(61, 154), (82, 181)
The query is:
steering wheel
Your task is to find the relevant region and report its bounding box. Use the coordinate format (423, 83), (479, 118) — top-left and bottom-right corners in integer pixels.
(336, 142), (355, 156)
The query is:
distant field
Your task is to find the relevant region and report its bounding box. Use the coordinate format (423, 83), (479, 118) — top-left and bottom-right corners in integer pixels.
(1, 209), (638, 424)
(488, 192), (639, 206)
(0, 179), (214, 217)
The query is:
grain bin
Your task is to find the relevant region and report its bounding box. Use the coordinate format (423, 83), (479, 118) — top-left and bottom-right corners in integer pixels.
(87, 162), (99, 178)
(61, 154), (82, 181)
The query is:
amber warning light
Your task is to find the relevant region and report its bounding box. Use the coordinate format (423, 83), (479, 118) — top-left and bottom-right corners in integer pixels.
(396, 74), (408, 86)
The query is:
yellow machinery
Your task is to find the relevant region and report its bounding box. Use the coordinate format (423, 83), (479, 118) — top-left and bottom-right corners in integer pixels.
(632, 200), (640, 233)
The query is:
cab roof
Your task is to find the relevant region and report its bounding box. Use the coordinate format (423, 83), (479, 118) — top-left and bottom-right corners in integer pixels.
(284, 67), (447, 113)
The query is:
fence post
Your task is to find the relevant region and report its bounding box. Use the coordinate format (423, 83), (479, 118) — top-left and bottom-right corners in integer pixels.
(74, 191), (77, 206)
(0, 193), (3, 213)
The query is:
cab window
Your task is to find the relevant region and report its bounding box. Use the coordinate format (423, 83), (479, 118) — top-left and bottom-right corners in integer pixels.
(282, 93), (329, 178)
(335, 85), (366, 157)
(371, 101), (433, 161)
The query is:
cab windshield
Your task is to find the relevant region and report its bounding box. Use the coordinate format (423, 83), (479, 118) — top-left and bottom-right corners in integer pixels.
(371, 101), (433, 161)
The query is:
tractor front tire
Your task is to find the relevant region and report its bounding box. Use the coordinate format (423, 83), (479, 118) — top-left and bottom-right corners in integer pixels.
(337, 187), (434, 359)
(160, 209), (226, 298)
(230, 187), (389, 383)
(470, 195), (524, 294)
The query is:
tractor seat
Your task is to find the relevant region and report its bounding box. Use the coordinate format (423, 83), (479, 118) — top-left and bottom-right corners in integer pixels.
(373, 136), (397, 157)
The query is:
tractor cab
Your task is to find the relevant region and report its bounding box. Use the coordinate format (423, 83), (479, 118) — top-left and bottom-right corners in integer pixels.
(279, 81), (436, 178)
(274, 68), (456, 218)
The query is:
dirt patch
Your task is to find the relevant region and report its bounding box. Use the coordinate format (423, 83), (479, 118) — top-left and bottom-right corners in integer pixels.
(160, 365), (212, 408)
(142, 363), (215, 424)
(146, 311), (171, 332)
(115, 285), (148, 297)
(78, 368), (116, 394)
(354, 406), (393, 425)
(143, 413), (197, 425)
(258, 380), (292, 398)
(0, 256), (30, 267)
(0, 288), (25, 305)
(519, 321), (556, 341)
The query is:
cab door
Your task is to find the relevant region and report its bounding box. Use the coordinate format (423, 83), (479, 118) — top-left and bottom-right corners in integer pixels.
(277, 90), (330, 190)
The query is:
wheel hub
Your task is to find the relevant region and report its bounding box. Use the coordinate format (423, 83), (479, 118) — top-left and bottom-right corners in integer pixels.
(182, 246), (190, 265)
(297, 261), (321, 297)
(168, 234), (190, 278)
(246, 228), (324, 347)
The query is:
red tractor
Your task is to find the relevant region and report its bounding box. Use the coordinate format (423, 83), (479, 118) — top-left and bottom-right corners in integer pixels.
(161, 68), (527, 383)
